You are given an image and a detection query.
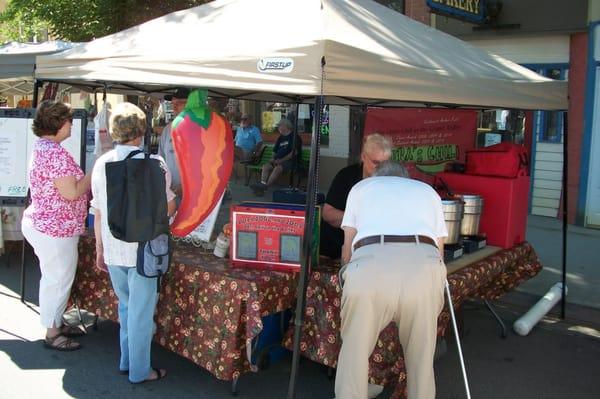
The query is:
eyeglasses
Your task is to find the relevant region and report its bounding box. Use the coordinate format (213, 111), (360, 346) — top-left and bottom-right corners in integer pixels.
(364, 153), (385, 166)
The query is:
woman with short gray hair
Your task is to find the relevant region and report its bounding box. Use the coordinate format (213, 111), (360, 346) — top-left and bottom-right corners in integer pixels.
(91, 102), (176, 384)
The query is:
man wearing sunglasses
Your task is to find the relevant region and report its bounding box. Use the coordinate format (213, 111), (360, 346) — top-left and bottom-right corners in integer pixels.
(320, 133), (392, 260)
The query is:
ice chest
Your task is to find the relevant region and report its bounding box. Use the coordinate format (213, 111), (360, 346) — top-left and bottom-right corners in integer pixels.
(251, 310), (292, 369)
(437, 172), (530, 249)
(465, 143), (529, 178)
(230, 202), (320, 272)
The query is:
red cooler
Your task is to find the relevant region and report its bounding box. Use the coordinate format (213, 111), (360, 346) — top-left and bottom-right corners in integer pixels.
(437, 172), (530, 249)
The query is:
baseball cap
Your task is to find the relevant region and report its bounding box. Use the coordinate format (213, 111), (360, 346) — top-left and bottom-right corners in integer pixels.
(164, 88), (191, 101)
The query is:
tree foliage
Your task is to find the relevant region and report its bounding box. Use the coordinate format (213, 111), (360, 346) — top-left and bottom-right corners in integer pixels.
(0, 0), (211, 43)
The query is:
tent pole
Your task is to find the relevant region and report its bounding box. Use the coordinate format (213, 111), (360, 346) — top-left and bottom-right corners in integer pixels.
(32, 79), (42, 107)
(287, 58), (326, 399)
(560, 114), (568, 319)
(20, 77), (40, 302)
(289, 102), (300, 187)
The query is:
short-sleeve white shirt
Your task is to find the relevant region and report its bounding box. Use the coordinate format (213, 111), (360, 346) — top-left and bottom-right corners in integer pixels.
(90, 145), (176, 267)
(341, 176), (448, 251)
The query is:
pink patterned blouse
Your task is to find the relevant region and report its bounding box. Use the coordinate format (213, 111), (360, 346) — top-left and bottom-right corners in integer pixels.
(23, 138), (89, 237)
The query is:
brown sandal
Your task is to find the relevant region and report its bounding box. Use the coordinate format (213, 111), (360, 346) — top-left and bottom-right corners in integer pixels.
(43, 333), (81, 352)
(61, 324), (86, 338)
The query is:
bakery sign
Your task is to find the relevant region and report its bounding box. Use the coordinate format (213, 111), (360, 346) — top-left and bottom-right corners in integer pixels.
(426, 0), (486, 24)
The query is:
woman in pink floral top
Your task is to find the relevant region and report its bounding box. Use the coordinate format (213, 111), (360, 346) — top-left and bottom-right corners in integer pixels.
(21, 100), (92, 351)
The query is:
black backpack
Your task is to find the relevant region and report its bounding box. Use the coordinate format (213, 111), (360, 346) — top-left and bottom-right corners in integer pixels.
(105, 149), (169, 243)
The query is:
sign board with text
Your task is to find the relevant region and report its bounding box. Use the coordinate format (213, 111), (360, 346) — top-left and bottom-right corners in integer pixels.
(0, 108), (86, 205)
(230, 202), (320, 272)
(364, 107), (477, 183)
(427, 0), (486, 24)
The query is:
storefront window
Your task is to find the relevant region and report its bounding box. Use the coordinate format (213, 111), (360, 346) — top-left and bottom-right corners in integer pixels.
(476, 109), (525, 147)
(534, 67), (567, 144)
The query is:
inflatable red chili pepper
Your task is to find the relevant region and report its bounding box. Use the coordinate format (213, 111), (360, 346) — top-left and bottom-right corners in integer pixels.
(169, 89), (233, 237)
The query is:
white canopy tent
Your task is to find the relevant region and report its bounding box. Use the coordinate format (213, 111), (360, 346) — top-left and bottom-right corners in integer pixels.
(0, 41), (75, 95)
(35, 0), (567, 110)
(33, 1), (570, 397)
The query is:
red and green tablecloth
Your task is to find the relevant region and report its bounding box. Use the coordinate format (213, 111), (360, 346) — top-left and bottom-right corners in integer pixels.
(73, 235), (541, 396)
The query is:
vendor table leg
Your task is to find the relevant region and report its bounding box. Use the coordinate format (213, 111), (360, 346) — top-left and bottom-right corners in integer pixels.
(71, 294), (88, 333)
(484, 299), (507, 338)
(327, 366), (335, 380)
(231, 377), (239, 396)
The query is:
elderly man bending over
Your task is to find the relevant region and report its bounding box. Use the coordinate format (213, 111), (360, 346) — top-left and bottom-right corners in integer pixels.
(335, 160), (447, 399)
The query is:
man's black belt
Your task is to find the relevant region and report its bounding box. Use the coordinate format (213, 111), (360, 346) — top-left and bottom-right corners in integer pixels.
(353, 235), (438, 251)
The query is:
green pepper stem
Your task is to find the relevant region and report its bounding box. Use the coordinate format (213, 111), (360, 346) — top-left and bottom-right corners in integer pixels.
(173, 89), (211, 129)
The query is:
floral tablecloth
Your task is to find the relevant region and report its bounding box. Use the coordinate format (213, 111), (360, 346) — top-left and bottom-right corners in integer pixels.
(282, 241), (542, 399)
(74, 235), (541, 392)
(73, 235), (297, 381)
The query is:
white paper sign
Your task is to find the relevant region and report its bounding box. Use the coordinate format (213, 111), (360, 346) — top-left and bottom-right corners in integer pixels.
(186, 193), (225, 242)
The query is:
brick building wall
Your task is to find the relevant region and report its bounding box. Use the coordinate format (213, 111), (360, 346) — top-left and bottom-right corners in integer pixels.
(405, 0), (430, 25)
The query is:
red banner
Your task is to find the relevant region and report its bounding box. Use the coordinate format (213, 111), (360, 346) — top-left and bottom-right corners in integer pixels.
(364, 108), (477, 182)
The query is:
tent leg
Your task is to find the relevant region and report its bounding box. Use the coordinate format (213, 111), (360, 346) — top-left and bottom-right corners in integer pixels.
(19, 239), (27, 303)
(560, 114), (568, 319)
(287, 91), (325, 399)
(32, 79), (41, 107)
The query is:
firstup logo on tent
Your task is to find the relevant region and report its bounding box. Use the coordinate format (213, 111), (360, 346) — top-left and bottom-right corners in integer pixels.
(257, 58), (294, 73)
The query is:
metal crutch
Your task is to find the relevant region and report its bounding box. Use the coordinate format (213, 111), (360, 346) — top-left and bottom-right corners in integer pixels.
(445, 279), (472, 399)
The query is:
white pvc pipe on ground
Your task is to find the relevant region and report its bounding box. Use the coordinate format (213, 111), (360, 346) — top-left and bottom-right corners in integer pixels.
(513, 282), (567, 336)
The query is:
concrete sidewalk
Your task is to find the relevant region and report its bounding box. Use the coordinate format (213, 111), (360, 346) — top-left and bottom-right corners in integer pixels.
(521, 215), (600, 309)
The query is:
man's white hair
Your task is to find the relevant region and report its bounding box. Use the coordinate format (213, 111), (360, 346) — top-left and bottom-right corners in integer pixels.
(362, 133), (392, 158)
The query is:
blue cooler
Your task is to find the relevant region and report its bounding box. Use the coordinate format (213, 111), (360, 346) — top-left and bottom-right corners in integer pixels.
(251, 309), (292, 369)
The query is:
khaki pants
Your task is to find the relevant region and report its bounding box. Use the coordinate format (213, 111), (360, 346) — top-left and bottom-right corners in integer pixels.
(335, 242), (446, 399)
